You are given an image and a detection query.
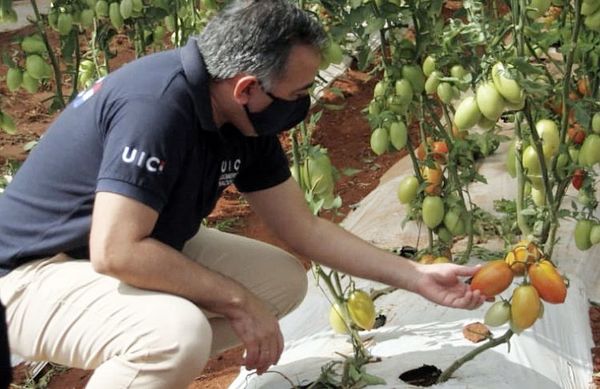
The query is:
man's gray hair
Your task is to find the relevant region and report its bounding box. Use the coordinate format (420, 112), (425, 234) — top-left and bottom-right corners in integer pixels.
(197, 0), (327, 90)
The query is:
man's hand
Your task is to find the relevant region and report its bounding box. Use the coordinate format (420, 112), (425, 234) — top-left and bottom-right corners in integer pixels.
(412, 263), (485, 310)
(227, 292), (284, 375)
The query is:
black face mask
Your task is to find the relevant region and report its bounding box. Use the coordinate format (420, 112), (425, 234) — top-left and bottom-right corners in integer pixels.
(244, 91), (310, 136)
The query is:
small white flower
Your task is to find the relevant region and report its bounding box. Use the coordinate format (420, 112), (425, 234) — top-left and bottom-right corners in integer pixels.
(3, 175), (12, 183)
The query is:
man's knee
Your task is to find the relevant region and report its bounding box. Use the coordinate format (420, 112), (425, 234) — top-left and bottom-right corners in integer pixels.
(271, 253), (308, 316)
(126, 299), (213, 380)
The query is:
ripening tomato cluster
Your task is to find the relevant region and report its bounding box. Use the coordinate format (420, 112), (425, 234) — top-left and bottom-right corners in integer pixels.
(453, 62), (524, 134)
(329, 289), (377, 334)
(471, 240), (567, 333)
(367, 63), (425, 156)
(5, 36), (53, 95)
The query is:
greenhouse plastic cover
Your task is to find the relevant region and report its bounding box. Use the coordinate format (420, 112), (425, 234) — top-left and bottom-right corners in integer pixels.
(230, 135), (597, 388)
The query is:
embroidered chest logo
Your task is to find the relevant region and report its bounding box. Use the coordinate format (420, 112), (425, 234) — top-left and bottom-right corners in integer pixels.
(218, 159), (241, 187)
(121, 146), (166, 173)
(72, 77), (104, 108)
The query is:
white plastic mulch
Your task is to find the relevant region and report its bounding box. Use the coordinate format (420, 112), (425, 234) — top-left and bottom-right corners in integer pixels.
(230, 133), (597, 389)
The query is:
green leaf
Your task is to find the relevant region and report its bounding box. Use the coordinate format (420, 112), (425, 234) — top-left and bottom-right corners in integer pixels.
(342, 167), (361, 176)
(365, 16), (385, 35)
(360, 371), (386, 385)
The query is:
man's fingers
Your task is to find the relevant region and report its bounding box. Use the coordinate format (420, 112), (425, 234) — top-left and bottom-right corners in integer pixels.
(452, 264), (481, 278)
(244, 339), (260, 370)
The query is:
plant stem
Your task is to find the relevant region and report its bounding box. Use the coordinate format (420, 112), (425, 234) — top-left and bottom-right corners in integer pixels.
(30, 0), (65, 108)
(514, 116), (531, 237)
(438, 330), (514, 383)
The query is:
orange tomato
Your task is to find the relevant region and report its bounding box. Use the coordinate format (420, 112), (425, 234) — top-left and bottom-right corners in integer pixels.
(510, 284), (541, 333)
(422, 165), (443, 195)
(505, 240), (540, 275)
(452, 124), (468, 140)
(431, 141), (449, 164)
(577, 78), (589, 96)
(568, 126), (586, 145)
(416, 142), (427, 161)
(470, 260), (514, 297)
(528, 260), (567, 304)
(418, 254), (436, 264)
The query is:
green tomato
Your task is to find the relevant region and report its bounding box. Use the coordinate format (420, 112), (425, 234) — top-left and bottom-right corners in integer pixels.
(373, 80), (387, 98)
(592, 113), (600, 134)
(454, 96), (482, 130)
(347, 290), (376, 330)
(491, 62), (523, 104)
(575, 219), (593, 251)
(586, 10), (600, 31)
(21, 71), (39, 93)
(582, 0), (600, 15)
(389, 121), (407, 150)
(164, 15), (175, 32)
(397, 175), (419, 204)
(484, 301), (511, 327)
(80, 9), (95, 28)
(153, 25), (166, 44)
(329, 303), (350, 334)
(425, 71), (442, 95)
(304, 152), (334, 196)
(568, 146), (580, 164)
(506, 142), (517, 178)
(531, 187), (546, 207)
(536, 119), (560, 157)
(109, 2), (124, 29)
(402, 65), (425, 94)
(522, 145), (542, 175)
(476, 82), (505, 122)
(368, 100), (381, 116)
(95, 0), (109, 17)
(437, 82), (454, 104)
(395, 79), (413, 105)
(527, 0), (551, 18)
(443, 208), (465, 235)
(25, 55), (48, 80)
(556, 152), (569, 179)
(6, 68), (22, 92)
(450, 64), (468, 79)
(57, 12), (73, 36)
(386, 95), (408, 114)
(589, 224), (600, 245)
(422, 55), (436, 77)
(422, 196), (445, 229)
(120, 0), (133, 19)
(437, 226), (453, 244)
(21, 35), (46, 54)
(370, 127), (389, 156)
(580, 134), (600, 167)
(132, 0), (143, 12)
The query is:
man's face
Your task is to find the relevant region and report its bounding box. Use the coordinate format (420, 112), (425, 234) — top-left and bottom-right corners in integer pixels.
(237, 44), (321, 135)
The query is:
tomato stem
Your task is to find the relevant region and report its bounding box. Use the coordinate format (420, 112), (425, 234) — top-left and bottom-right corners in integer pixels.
(438, 329), (514, 383)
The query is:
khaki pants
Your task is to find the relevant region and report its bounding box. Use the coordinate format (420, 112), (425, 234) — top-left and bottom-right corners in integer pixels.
(0, 228), (307, 388)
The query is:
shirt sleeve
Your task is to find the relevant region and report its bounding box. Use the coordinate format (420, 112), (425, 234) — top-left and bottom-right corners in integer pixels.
(234, 135), (291, 193)
(96, 96), (191, 212)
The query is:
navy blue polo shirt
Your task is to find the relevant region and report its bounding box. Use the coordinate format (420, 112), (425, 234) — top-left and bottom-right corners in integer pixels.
(0, 38), (291, 275)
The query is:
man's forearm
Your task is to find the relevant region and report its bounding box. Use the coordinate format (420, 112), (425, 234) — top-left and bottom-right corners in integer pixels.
(92, 237), (248, 317)
(291, 217), (422, 292)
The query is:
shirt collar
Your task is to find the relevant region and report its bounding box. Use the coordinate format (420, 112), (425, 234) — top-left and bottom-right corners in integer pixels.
(180, 37), (218, 132)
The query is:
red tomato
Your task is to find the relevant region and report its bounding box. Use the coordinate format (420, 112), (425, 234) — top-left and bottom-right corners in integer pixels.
(572, 168), (585, 190)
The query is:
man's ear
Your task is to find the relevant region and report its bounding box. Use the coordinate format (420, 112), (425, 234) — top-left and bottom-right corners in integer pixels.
(232, 75), (259, 105)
